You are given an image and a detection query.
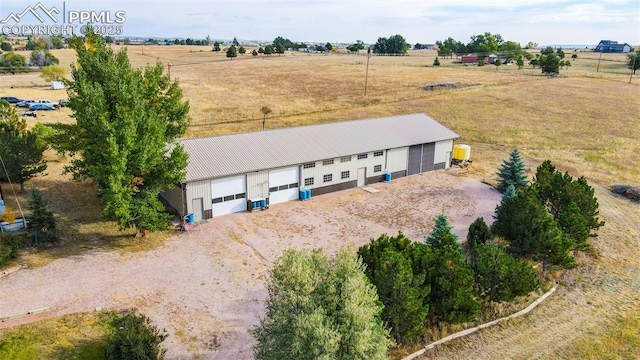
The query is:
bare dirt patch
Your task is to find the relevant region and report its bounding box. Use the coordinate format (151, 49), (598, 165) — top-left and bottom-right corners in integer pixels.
(0, 170), (499, 359)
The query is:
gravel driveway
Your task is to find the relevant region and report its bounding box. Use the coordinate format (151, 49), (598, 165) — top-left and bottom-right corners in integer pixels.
(0, 170), (501, 359)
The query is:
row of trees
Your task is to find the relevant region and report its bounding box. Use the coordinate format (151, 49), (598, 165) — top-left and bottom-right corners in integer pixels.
(254, 212), (542, 356)
(436, 32), (523, 59)
(495, 149), (604, 270)
(254, 152), (604, 356)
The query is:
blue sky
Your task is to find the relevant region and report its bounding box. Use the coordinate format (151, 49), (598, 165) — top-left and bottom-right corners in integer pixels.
(1, 0), (639, 45)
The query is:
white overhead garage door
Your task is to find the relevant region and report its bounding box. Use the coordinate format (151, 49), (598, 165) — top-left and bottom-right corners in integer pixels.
(211, 175), (247, 216)
(269, 167), (299, 204)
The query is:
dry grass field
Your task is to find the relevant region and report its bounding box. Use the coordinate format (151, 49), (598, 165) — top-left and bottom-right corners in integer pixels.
(1, 45), (639, 358)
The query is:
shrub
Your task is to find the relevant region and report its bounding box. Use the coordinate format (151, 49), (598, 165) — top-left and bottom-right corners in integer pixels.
(0, 234), (25, 267)
(106, 311), (167, 360)
(1, 207), (17, 223)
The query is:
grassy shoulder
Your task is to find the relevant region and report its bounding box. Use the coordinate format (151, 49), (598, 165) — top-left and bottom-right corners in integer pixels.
(567, 313), (640, 359)
(0, 312), (116, 360)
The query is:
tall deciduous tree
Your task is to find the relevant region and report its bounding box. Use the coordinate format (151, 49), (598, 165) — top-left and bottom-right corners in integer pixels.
(496, 148), (528, 192)
(358, 232), (431, 343)
(0, 101), (48, 192)
(40, 65), (67, 82)
(346, 40), (365, 53)
(49, 29), (189, 233)
(254, 248), (392, 360)
(373, 34), (409, 55)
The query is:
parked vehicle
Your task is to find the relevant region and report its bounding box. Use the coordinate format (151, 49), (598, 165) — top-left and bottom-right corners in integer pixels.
(35, 100), (60, 109)
(0, 96), (21, 104)
(58, 99), (69, 107)
(29, 103), (56, 111)
(16, 99), (36, 107)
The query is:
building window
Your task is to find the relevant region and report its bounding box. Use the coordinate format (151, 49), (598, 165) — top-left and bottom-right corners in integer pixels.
(357, 153), (368, 160)
(223, 195), (235, 202)
(303, 162), (316, 169)
(289, 182), (299, 188)
(340, 156), (352, 162)
(212, 197), (223, 204)
(235, 193), (246, 199)
(278, 184), (289, 191)
(269, 186), (278, 193)
(322, 159), (334, 166)
(374, 165), (382, 173)
(341, 171), (350, 179)
(305, 177), (314, 186)
(374, 151), (384, 157)
(323, 174), (333, 183)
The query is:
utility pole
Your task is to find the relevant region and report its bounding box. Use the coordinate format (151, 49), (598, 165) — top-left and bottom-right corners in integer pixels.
(364, 47), (371, 96)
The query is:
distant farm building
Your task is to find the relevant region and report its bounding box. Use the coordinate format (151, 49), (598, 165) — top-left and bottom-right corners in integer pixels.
(161, 114), (459, 220)
(595, 40), (632, 53)
(461, 54), (488, 64)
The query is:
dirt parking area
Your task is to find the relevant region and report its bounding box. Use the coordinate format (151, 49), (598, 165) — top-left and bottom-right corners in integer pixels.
(0, 169), (500, 359)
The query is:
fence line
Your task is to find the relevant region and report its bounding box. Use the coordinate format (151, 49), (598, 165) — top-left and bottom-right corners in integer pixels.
(402, 286), (558, 360)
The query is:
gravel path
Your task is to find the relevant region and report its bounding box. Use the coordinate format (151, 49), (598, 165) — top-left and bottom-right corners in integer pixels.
(0, 170), (501, 359)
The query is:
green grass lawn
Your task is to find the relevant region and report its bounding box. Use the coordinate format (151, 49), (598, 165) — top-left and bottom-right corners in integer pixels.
(0, 312), (116, 360)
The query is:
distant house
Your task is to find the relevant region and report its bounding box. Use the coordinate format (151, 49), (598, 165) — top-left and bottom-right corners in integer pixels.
(461, 54), (488, 64)
(595, 40), (632, 53)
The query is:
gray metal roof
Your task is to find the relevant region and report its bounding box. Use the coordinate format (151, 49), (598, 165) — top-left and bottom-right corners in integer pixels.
(179, 113), (459, 182)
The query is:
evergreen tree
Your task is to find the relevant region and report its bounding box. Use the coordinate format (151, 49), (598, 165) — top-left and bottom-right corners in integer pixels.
(252, 49), (258, 57)
(496, 148), (528, 192)
(358, 232), (430, 343)
(466, 217), (492, 250)
(425, 215), (479, 323)
(254, 248), (392, 360)
(433, 57), (440, 66)
(238, 46), (246, 55)
(533, 160), (604, 250)
(49, 29), (189, 233)
(26, 187), (57, 244)
(212, 41), (221, 52)
(493, 186), (576, 271)
(226, 45), (238, 59)
(425, 214), (458, 248)
(232, 37), (239, 46)
(469, 242), (539, 301)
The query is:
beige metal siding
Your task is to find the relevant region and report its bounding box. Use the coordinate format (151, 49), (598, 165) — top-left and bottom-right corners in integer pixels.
(385, 147), (408, 173)
(301, 152), (386, 190)
(160, 186), (185, 215)
(180, 113), (459, 182)
(435, 140), (453, 167)
(247, 170), (269, 199)
(185, 179), (212, 214)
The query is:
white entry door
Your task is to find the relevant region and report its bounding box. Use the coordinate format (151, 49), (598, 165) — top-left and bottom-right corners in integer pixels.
(269, 166), (300, 204)
(357, 167), (366, 187)
(211, 175), (247, 216)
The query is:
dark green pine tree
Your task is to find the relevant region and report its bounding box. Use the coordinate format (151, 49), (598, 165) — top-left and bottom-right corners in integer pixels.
(492, 186), (576, 272)
(533, 160), (604, 250)
(26, 187), (57, 243)
(496, 148), (528, 192)
(469, 242), (539, 302)
(425, 214), (480, 324)
(466, 217), (492, 250)
(373, 248), (429, 344)
(358, 232), (431, 343)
